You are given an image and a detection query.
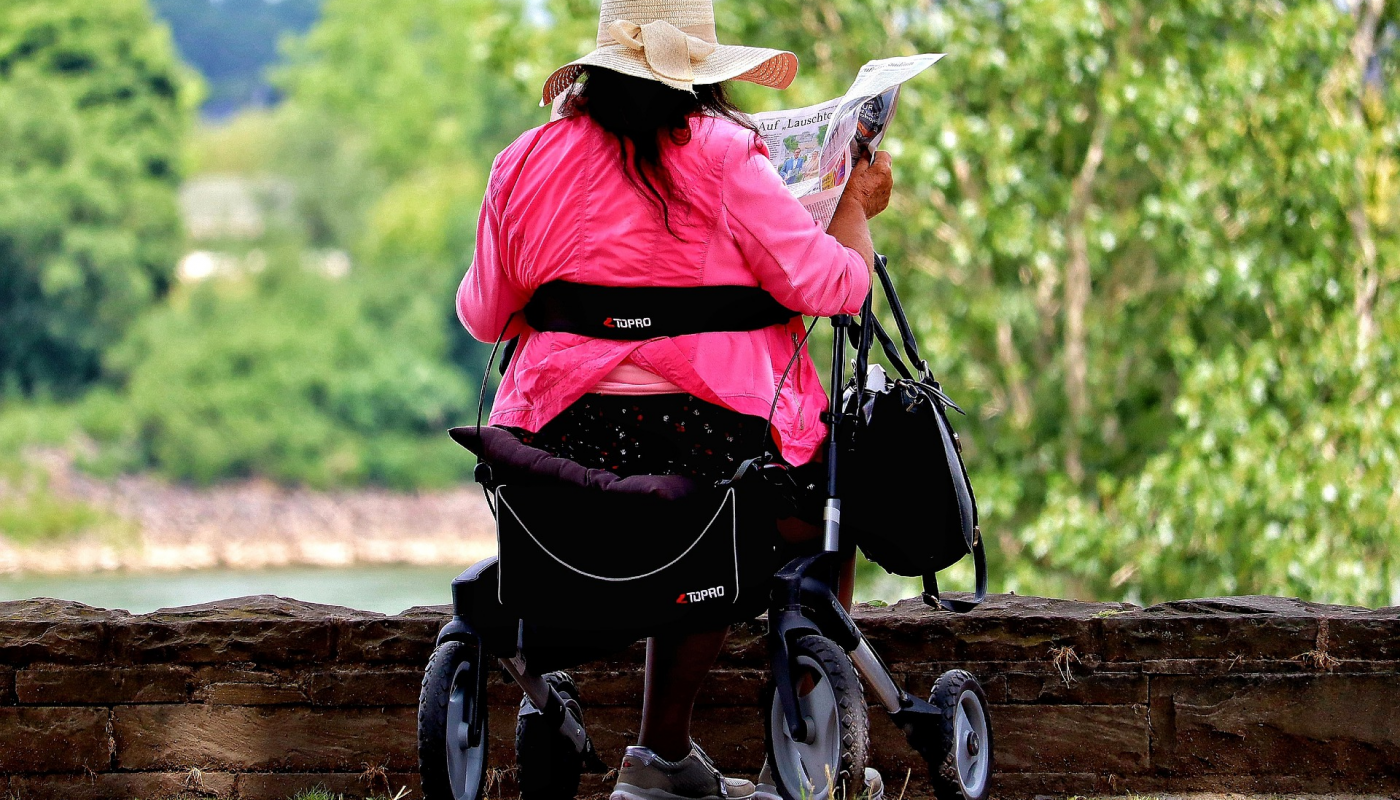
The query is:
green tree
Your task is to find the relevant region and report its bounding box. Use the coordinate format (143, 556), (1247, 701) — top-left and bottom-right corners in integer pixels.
(715, 0), (1398, 604)
(1027, 0), (1400, 606)
(0, 0), (191, 397)
(0, 0), (191, 400)
(107, 259), (477, 489)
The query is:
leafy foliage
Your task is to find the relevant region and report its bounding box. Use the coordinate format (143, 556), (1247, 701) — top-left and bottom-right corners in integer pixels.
(0, 0), (191, 396)
(106, 256), (477, 489)
(3, 0), (1397, 604)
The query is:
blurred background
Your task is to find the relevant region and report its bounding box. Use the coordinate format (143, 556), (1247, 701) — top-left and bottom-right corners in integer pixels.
(0, 0), (1396, 613)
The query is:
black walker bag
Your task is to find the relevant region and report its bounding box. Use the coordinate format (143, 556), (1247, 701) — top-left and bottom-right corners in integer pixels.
(839, 256), (987, 611)
(450, 426), (783, 633)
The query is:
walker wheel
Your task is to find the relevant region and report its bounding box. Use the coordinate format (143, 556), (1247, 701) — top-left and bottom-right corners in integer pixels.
(419, 639), (490, 800)
(516, 672), (586, 800)
(764, 635), (870, 800)
(928, 670), (993, 800)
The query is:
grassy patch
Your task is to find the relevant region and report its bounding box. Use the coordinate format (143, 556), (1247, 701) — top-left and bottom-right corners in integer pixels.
(290, 788), (409, 800)
(0, 469), (124, 546)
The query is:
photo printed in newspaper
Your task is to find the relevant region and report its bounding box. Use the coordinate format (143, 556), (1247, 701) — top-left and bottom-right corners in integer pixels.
(751, 54), (944, 228)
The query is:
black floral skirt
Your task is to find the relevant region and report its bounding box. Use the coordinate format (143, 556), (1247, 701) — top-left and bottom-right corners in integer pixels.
(512, 393), (774, 482)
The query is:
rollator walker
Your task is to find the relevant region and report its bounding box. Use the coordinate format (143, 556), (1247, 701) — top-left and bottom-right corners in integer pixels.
(418, 264), (994, 800)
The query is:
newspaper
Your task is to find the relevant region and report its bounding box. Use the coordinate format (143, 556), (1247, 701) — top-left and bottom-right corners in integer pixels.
(751, 54), (944, 228)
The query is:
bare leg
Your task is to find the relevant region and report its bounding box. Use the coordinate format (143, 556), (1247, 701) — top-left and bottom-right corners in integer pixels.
(637, 626), (730, 761)
(837, 551), (857, 611)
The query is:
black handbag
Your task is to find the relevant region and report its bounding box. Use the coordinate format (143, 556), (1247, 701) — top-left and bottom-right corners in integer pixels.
(838, 255), (987, 611)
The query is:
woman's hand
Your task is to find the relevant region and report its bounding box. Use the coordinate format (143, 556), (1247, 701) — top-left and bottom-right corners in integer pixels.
(826, 151), (893, 270)
(841, 151), (894, 219)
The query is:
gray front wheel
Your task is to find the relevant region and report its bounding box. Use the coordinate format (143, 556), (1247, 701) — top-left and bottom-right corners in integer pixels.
(929, 670), (992, 800)
(764, 635), (870, 800)
(419, 640), (489, 800)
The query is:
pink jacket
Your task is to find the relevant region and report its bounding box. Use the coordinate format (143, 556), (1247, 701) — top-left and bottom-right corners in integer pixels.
(457, 113), (871, 466)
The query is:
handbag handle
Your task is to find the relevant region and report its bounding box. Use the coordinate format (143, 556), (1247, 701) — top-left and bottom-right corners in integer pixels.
(872, 254), (931, 379)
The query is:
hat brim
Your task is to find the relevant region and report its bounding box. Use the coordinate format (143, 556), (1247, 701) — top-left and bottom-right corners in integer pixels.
(541, 44), (798, 105)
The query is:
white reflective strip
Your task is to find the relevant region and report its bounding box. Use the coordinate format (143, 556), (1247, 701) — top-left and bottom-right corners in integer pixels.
(498, 487), (735, 582)
(823, 505), (841, 523)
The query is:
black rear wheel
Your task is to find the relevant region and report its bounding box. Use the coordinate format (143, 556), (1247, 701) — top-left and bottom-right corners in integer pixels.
(928, 670), (992, 800)
(764, 635), (870, 800)
(419, 639), (490, 800)
(516, 671), (586, 800)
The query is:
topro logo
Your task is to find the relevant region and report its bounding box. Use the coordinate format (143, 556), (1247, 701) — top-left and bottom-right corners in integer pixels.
(604, 317), (652, 330)
(676, 586), (726, 604)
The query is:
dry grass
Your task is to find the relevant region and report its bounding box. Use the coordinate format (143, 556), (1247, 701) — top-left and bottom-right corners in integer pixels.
(1050, 643), (1081, 686)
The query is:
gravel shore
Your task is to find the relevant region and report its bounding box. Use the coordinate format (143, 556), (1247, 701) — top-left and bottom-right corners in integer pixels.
(0, 454), (497, 575)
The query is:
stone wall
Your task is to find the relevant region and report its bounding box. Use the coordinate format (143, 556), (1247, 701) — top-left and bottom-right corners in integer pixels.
(1, 594), (1397, 799)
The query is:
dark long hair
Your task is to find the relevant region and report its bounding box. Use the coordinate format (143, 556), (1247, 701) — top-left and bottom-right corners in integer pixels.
(567, 67), (756, 234)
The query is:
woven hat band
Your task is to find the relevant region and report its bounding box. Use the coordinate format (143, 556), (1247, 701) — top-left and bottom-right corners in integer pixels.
(597, 20), (716, 47)
(595, 0), (716, 43)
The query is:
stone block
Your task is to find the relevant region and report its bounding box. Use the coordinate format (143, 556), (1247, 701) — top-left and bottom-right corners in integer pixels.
(571, 669), (645, 707)
(110, 596), (344, 665)
(191, 666), (308, 704)
(992, 704), (1151, 774)
(335, 616), (441, 664)
(0, 707), (111, 773)
(1323, 608), (1400, 661)
(199, 682), (309, 705)
(1102, 598), (1321, 662)
(571, 668), (763, 708)
(16, 665), (190, 705)
(305, 668), (424, 707)
(0, 599), (126, 665)
(8, 771), (237, 800)
(861, 596), (1110, 665)
(0, 666), (14, 704)
(1004, 670), (1147, 705)
(113, 704), (416, 771)
(1150, 673), (1400, 779)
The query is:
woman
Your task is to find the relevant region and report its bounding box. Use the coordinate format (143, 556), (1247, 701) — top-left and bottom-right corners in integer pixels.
(458, 2), (893, 798)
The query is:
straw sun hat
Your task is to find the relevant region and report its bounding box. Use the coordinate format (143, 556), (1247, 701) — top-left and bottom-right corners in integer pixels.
(540, 0), (799, 105)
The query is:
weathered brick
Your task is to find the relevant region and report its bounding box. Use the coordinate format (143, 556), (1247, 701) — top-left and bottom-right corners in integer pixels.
(200, 682), (309, 705)
(8, 771), (236, 800)
(993, 704), (1151, 774)
(335, 616), (441, 663)
(16, 665), (190, 705)
(1004, 670), (1147, 705)
(861, 596), (1112, 665)
(570, 668), (764, 708)
(235, 771), (420, 800)
(191, 666), (308, 705)
(113, 704), (416, 771)
(1102, 598), (1321, 662)
(1323, 608), (1400, 661)
(305, 668), (424, 706)
(0, 707), (111, 773)
(110, 596), (343, 665)
(0, 599), (126, 665)
(1150, 673), (1400, 778)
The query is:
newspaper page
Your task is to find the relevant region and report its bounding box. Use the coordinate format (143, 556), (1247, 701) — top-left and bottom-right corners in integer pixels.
(751, 54), (944, 228)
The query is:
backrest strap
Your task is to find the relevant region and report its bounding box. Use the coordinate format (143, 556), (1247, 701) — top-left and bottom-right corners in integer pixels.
(524, 281), (799, 340)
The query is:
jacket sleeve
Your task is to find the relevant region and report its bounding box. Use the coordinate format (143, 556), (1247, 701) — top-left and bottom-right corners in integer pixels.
(457, 155), (530, 343)
(721, 131), (871, 317)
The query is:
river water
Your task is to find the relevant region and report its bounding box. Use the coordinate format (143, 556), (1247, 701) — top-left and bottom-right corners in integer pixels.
(1, 563), (921, 615)
(0, 564), (467, 615)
